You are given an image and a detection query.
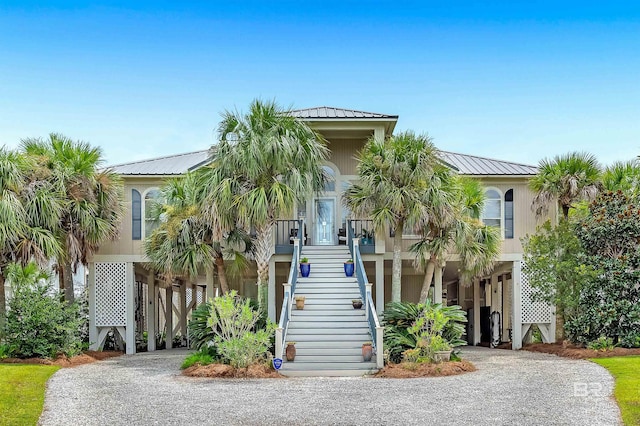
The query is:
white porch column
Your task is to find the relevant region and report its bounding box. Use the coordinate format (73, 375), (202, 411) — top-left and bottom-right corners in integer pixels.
(88, 262), (98, 349)
(205, 268), (215, 301)
(434, 265), (443, 304)
(375, 257), (384, 314)
(146, 270), (156, 352)
(125, 262), (135, 354)
(165, 286), (174, 349)
(179, 282), (187, 340)
(512, 260), (523, 350)
(473, 278), (481, 345)
(268, 258), (276, 322)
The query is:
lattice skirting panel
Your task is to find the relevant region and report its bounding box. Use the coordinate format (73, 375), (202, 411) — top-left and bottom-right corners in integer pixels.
(521, 262), (552, 324)
(95, 262), (127, 327)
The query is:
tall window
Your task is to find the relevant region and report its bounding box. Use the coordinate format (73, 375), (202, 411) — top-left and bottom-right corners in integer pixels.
(132, 189), (142, 240)
(323, 165), (336, 192)
(481, 189), (502, 231)
(144, 188), (162, 238)
(504, 189), (514, 239)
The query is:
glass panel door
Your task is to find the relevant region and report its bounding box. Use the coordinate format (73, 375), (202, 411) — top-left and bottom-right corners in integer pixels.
(314, 198), (335, 245)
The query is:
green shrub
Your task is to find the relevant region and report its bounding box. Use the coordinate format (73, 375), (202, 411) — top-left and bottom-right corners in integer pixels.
(587, 336), (615, 351)
(181, 349), (216, 369)
(4, 263), (82, 358)
(384, 300), (467, 364)
(205, 291), (275, 368)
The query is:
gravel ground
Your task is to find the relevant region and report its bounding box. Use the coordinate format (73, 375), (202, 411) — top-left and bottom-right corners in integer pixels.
(39, 347), (621, 426)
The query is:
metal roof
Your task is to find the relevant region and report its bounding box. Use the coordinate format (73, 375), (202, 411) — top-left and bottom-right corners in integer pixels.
(109, 150), (211, 176)
(110, 148), (536, 177)
(440, 151), (537, 175)
(289, 106), (398, 119)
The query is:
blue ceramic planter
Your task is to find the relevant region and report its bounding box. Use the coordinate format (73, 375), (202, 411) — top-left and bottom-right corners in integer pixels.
(300, 263), (310, 277)
(344, 262), (354, 277)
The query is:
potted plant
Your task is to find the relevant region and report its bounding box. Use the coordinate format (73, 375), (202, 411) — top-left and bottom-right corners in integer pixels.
(360, 229), (374, 245)
(344, 259), (354, 277)
(295, 295), (306, 310)
(352, 299), (363, 309)
(286, 342), (296, 362)
(362, 342), (373, 362)
(429, 335), (453, 363)
(299, 257), (310, 277)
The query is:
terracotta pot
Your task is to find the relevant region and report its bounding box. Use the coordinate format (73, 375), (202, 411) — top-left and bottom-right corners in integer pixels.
(362, 343), (373, 362)
(295, 298), (305, 310)
(286, 343), (296, 362)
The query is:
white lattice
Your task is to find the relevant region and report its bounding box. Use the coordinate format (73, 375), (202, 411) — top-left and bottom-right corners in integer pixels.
(95, 262), (127, 327)
(197, 288), (203, 304)
(186, 287), (192, 307)
(521, 262), (552, 324)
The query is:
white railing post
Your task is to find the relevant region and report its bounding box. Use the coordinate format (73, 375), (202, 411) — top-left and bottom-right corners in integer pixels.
(365, 283), (372, 321)
(275, 327), (283, 360)
(375, 326), (384, 368)
(293, 238), (300, 264)
(283, 283), (292, 321)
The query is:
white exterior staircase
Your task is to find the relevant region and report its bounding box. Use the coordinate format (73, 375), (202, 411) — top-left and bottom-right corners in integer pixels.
(279, 245), (378, 377)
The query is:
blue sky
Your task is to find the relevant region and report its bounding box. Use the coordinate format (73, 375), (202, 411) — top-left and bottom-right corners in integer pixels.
(1, 1), (639, 167)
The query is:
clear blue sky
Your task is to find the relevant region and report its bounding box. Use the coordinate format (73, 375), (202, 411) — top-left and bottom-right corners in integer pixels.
(1, 1), (638, 167)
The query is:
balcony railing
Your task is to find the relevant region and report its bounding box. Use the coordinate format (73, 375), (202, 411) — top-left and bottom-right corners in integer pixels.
(347, 219), (375, 253)
(275, 219), (305, 254)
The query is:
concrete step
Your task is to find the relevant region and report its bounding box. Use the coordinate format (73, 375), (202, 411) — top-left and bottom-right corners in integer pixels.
(291, 315), (366, 322)
(289, 322), (368, 329)
(297, 277), (358, 284)
(295, 304), (355, 311)
(279, 369), (376, 377)
(285, 332), (371, 341)
(292, 341), (366, 349)
(292, 309), (365, 316)
(293, 292), (362, 299)
(296, 349), (363, 357)
(295, 287), (361, 295)
(280, 361), (377, 371)
(293, 355), (366, 363)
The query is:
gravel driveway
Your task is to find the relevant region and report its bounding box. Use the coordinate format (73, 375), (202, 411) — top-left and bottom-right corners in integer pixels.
(39, 347), (621, 426)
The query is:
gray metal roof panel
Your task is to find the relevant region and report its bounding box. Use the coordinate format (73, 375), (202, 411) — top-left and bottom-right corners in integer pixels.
(440, 151), (537, 175)
(289, 106), (398, 119)
(109, 150), (211, 175)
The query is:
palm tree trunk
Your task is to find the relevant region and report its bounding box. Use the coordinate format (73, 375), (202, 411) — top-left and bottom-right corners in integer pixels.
(63, 262), (75, 303)
(0, 273), (6, 332)
(419, 259), (437, 303)
(214, 255), (230, 294)
(391, 218), (405, 302)
(255, 223), (273, 311)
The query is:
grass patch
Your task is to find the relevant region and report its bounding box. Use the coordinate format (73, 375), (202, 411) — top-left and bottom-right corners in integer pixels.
(181, 352), (214, 369)
(0, 364), (59, 425)
(592, 356), (640, 426)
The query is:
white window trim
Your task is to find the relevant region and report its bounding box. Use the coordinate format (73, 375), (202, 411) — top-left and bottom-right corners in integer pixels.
(142, 187), (161, 239)
(482, 187), (505, 239)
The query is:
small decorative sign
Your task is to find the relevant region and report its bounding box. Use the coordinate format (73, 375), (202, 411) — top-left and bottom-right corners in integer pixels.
(273, 358), (283, 370)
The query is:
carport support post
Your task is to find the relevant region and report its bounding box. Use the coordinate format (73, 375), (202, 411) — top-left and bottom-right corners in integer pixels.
(179, 282), (187, 340)
(434, 265), (443, 304)
(512, 260), (523, 350)
(125, 262), (135, 354)
(375, 258), (384, 315)
(165, 286), (173, 349)
(473, 278), (481, 345)
(147, 270), (156, 352)
(205, 267), (215, 301)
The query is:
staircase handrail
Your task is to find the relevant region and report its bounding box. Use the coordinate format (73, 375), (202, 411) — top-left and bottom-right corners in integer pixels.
(350, 232), (384, 369)
(275, 220), (302, 362)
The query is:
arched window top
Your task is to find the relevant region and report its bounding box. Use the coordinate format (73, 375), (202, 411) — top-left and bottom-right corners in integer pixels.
(485, 189), (501, 199)
(143, 188), (162, 238)
(323, 165), (336, 192)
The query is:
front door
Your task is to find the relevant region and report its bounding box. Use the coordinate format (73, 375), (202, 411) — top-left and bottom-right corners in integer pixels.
(313, 198), (335, 245)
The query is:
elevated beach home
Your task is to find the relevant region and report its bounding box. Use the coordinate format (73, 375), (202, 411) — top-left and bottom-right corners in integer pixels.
(89, 107), (555, 374)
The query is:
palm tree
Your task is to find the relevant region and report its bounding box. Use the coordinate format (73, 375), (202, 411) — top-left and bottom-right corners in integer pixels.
(602, 160), (640, 196)
(144, 171), (251, 293)
(207, 100), (329, 309)
(21, 134), (124, 303)
(412, 175), (501, 303)
(529, 151), (601, 220)
(0, 149), (62, 330)
(344, 131), (441, 302)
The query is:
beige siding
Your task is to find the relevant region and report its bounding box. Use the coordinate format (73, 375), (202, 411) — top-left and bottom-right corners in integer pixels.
(327, 138), (367, 176)
(96, 177), (167, 257)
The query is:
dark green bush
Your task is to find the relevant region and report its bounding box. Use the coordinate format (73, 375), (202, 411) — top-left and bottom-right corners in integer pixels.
(383, 300), (467, 364)
(4, 263), (82, 358)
